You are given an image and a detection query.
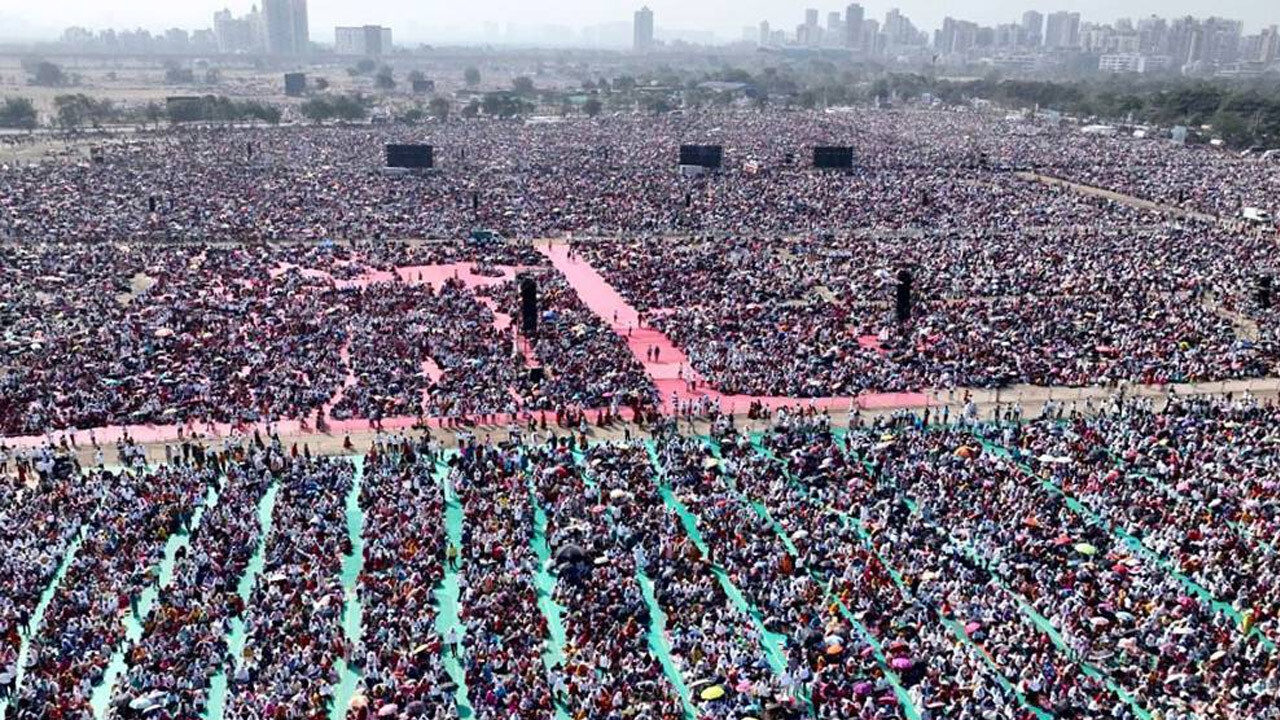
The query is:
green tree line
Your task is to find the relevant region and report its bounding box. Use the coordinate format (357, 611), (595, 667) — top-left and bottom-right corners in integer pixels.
(875, 74), (1280, 147)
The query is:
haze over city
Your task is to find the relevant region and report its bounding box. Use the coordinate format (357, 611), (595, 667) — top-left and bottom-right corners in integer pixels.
(2, 0), (1277, 43)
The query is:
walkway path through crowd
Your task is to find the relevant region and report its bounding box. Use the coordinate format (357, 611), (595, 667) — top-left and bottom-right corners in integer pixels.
(203, 481), (282, 720)
(90, 474), (220, 719)
(329, 457), (369, 720)
(0, 525), (86, 720)
(540, 243), (931, 415)
(434, 457), (474, 718)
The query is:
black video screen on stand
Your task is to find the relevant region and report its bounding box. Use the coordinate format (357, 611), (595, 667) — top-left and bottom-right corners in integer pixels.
(385, 144), (434, 169)
(679, 144), (723, 168)
(284, 73), (306, 96)
(813, 146), (854, 169)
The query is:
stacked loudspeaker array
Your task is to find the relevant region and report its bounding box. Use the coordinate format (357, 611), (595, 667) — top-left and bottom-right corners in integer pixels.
(520, 277), (538, 335)
(895, 269), (913, 324)
(519, 276), (544, 384)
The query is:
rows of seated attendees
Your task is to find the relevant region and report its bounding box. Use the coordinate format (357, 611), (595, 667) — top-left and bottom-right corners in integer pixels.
(6, 395), (1280, 718)
(3, 108), (1279, 438)
(0, 241), (654, 436)
(4, 212), (1279, 437)
(2, 111), (1276, 243)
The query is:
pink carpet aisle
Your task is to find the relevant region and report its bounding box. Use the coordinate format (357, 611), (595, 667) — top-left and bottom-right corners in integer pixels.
(538, 244), (929, 414)
(4, 250), (927, 449)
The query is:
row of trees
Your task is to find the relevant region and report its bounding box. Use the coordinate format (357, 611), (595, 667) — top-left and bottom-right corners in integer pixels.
(0, 97), (38, 129)
(23, 59), (68, 87)
(166, 95), (282, 124)
(560, 61), (1280, 147)
(1, 94), (284, 130)
(299, 93), (372, 122)
(1, 94), (126, 130)
(350, 59), (455, 90)
(870, 74), (1280, 147)
(163, 61), (223, 86)
(52, 94), (120, 129)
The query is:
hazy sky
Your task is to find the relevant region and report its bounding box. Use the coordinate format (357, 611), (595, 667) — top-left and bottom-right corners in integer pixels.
(1, 0), (1275, 42)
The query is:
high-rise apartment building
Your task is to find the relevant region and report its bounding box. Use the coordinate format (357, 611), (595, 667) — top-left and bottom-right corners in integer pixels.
(937, 16), (979, 54)
(290, 0), (308, 54)
(213, 5), (263, 53)
(1199, 17), (1242, 64)
(995, 23), (1023, 48)
(633, 6), (654, 51)
(845, 4), (865, 49)
(264, 0), (307, 55)
(1261, 25), (1280, 62)
(1021, 11), (1043, 46)
(335, 25), (392, 55)
(1044, 11), (1080, 49)
(883, 8), (925, 48)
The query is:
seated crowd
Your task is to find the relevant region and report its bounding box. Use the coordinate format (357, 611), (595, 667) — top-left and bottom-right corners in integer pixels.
(5, 392), (1280, 719)
(3, 105), (1280, 720)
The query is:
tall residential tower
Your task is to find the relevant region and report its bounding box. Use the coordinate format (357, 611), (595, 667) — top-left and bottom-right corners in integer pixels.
(634, 6), (654, 51)
(263, 0), (308, 55)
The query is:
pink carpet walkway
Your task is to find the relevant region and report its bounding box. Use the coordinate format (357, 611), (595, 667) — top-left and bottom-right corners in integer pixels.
(539, 244), (929, 415)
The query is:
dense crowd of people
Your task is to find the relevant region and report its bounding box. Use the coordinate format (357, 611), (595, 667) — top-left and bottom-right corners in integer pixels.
(479, 273), (657, 411)
(0, 449), (99, 711)
(348, 439), (450, 717)
(1016, 395), (1280, 648)
(850, 406), (1279, 718)
(15, 460), (214, 718)
(534, 441), (687, 719)
(105, 443), (281, 718)
(5, 104), (1280, 720)
(223, 457), (353, 719)
(4, 397), (1280, 718)
(753, 417), (1120, 717)
(576, 221), (1279, 395)
(453, 444), (557, 718)
(4, 109), (1280, 438)
(6, 219), (1275, 436)
(0, 241), (657, 436)
(4, 110), (1275, 242)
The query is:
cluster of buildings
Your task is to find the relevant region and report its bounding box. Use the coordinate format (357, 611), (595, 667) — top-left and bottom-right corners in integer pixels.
(334, 25), (393, 56)
(754, 4), (928, 58)
(213, 0), (307, 55)
(59, 25), (219, 54)
(750, 4), (1279, 76)
(56, 0), (392, 58)
(217, 2), (392, 57)
(58, 0), (310, 56)
(937, 12), (1278, 76)
(44, 0), (1279, 77)
(1086, 18), (1279, 76)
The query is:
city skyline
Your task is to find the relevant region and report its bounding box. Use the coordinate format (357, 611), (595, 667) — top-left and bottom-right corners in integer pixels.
(3, 0), (1278, 44)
